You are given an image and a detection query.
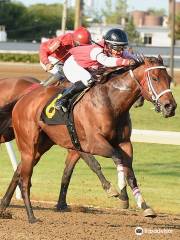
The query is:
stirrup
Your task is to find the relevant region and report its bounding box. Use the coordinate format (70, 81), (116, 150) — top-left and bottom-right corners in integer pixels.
(55, 100), (67, 112)
(55, 104), (67, 112)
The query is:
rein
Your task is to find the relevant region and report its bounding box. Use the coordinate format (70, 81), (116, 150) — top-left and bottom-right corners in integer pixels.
(129, 65), (172, 102)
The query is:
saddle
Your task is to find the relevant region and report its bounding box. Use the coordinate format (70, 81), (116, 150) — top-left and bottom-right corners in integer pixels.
(41, 87), (90, 150)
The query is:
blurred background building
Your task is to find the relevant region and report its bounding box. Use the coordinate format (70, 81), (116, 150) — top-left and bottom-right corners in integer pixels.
(0, 25), (7, 42)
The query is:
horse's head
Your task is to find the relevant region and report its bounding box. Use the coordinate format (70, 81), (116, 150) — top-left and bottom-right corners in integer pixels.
(131, 55), (177, 118)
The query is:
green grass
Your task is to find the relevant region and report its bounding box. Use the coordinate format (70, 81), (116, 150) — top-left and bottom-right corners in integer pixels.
(0, 142), (179, 214)
(130, 85), (180, 131)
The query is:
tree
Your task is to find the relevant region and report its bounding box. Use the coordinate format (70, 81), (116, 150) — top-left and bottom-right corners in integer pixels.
(175, 14), (180, 40)
(0, 1), (27, 39)
(124, 18), (141, 44)
(147, 8), (166, 16)
(102, 0), (128, 24)
(0, 1), (88, 41)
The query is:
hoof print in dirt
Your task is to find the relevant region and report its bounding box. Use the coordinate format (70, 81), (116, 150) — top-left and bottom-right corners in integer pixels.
(0, 211), (12, 219)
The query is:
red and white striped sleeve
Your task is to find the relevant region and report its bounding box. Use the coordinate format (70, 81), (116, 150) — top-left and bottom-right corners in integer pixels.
(90, 47), (130, 67)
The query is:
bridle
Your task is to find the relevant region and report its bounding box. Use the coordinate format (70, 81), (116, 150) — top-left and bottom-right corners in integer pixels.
(129, 65), (172, 103)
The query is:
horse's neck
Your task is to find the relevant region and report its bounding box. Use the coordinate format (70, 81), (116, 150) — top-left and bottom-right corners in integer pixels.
(104, 70), (142, 114)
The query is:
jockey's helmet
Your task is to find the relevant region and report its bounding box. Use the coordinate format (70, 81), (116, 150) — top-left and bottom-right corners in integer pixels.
(73, 27), (91, 46)
(104, 28), (128, 56)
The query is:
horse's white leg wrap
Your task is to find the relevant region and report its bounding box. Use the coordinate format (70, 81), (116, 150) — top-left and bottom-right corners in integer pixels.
(133, 187), (144, 208)
(117, 164), (126, 190)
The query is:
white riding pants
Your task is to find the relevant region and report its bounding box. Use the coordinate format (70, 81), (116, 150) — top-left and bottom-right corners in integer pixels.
(63, 56), (91, 87)
(40, 56), (61, 75)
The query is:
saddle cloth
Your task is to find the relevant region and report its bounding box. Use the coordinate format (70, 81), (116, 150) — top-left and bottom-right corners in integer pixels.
(41, 91), (66, 125)
(41, 88), (89, 150)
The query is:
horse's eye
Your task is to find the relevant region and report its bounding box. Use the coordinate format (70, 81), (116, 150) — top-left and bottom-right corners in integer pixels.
(152, 77), (159, 81)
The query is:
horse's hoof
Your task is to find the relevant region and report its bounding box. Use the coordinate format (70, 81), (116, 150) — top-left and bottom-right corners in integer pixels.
(56, 203), (68, 211)
(143, 208), (157, 218)
(119, 199), (129, 209)
(106, 185), (119, 198)
(29, 217), (41, 224)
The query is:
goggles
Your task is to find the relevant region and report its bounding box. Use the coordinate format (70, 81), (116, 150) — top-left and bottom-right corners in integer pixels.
(110, 44), (127, 51)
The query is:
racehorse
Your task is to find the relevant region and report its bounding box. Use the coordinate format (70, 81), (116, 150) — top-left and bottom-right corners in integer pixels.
(0, 56), (177, 223)
(0, 76), (119, 210)
(0, 76), (41, 142)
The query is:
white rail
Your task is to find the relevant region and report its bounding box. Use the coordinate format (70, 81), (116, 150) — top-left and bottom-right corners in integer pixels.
(132, 129), (180, 145)
(5, 142), (21, 200)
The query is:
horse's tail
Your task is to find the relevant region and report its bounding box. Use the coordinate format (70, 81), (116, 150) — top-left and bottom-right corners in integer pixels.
(0, 100), (18, 135)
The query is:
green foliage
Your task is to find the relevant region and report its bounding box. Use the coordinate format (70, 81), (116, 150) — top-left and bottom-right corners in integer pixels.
(147, 8), (166, 16)
(0, 53), (39, 63)
(175, 14), (180, 40)
(124, 18), (141, 44)
(0, 1), (27, 39)
(102, 0), (128, 24)
(0, 1), (87, 41)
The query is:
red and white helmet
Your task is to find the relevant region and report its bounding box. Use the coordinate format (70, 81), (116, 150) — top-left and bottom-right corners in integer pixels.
(73, 27), (91, 46)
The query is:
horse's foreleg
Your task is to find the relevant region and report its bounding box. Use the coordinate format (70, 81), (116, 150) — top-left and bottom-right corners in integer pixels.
(119, 141), (156, 217)
(20, 154), (38, 223)
(0, 163), (21, 213)
(80, 152), (119, 198)
(110, 148), (129, 209)
(56, 150), (80, 210)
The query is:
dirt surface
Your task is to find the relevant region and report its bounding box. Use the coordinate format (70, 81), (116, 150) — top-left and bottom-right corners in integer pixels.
(0, 62), (48, 81)
(0, 62), (180, 239)
(0, 201), (179, 240)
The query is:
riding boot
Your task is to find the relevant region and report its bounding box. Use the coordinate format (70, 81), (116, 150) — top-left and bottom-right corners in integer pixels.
(42, 72), (64, 87)
(55, 81), (87, 111)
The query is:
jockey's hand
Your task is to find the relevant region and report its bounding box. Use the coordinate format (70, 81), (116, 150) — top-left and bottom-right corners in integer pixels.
(135, 53), (144, 64)
(45, 63), (54, 72)
(129, 59), (136, 66)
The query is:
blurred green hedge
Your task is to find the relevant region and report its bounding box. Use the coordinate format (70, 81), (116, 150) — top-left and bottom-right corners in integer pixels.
(0, 53), (39, 63)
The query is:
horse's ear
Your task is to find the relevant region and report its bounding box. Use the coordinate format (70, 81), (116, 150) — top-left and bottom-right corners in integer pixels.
(144, 56), (149, 66)
(158, 54), (163, 64)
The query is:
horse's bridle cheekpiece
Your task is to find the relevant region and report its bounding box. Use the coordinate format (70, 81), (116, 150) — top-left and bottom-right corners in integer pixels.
(129, 65), (172, 103)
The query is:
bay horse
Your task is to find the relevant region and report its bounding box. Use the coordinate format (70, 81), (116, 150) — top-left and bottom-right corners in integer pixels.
(0, 76), (119, 209)
(0, 76), (40, 143)
(0, 56), (177, 223)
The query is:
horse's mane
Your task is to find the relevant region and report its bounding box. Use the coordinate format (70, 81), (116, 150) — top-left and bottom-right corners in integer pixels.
(146, 56), (162, 64)
(105, 56), (163, 82)
(106, 62), (142, 81)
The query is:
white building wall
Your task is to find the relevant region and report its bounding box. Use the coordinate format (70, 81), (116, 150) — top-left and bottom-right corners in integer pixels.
(151, 32), (171, 46)
(137, 26), (171, 47)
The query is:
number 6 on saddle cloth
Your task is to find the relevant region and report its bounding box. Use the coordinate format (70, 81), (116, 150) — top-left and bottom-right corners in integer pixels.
(41, 87), (90, 150)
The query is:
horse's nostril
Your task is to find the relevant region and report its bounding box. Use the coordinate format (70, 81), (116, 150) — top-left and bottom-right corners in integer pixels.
(164, 103), (171, 109)
(164, 102), (176, 112)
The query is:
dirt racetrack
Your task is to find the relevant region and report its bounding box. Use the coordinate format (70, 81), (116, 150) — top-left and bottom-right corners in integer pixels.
(0, 62), (49, 81)
(0, 201), (180, 240)
(0, 62), (180, 239)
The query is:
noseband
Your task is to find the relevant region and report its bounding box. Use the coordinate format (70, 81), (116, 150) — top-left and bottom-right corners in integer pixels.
(129, 65), (172, 103)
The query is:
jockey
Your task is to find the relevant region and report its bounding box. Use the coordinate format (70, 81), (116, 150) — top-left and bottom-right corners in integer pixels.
(55, 28), (137, 110)
(39, 27), (92, 86)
